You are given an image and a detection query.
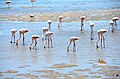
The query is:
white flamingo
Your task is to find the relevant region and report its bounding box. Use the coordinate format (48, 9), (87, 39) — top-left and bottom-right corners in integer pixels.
(80, 16), (85, 31)
(112, 17), (119, 29)
(30, 0), (36, 7)
(29, 35), (40, 50)
(44, 31), (54, 48)
(48, 20), (52, 29)
(96, 29), (107, 49)
(10, 29), (17, 43)
(58, 15), (63, 28)
(110, 20), (114, 32)
(5, 1), (12, 8)
(90, 22), (94, 40)
(67, 37), (79, 52)
(16, 29), (29, 46)
(42, 27), (49, 45)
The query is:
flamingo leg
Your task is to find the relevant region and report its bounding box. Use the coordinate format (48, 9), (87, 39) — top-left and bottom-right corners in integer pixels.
(33, 39), (37, 50)
(16, 33), (21, 46)
(48, 37), (50, 48)
(101, 35), (103, 49)
(103, 35), (105, 48)
(13, 34), (15, 43)
(80, 22), (84, 31)
(115, 21), (117, 29)
(91, 27), (94, 40)
(73, 41), (76, 52)
(67, 41), (72, 52)
(50, 37), (53, 48)
(10, 33), (13, 43)
(29, 38), (34, 50)
(96, 34), (100, 48)
(112, 24), (115, 32)
(48, 24), (51, 29)
(23, 34), (25, 45)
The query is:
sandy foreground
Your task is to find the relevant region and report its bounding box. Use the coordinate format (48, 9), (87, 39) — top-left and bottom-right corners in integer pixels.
(0, 9), (120, 22)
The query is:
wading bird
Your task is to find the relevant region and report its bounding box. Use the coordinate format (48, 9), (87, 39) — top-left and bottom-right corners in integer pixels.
(96, 29), (107, 49)
(112, 17), (119, 29)
(42, 27), (49, 44)
(29, 35), (40, 50)
(110, 20), (114, 32)
(16, 29), (29, 46)
(58, 15), (63, 28)
(90, 22), (94, 40)
(44, 31), (53, 48)
(67, 37), (79, 52)
(48, 20), (52, 29)
(80, 16), (85, 31)
(5, 1), (12, 8)
(30, 0), (36, 7)
(10, 29), (17, 43)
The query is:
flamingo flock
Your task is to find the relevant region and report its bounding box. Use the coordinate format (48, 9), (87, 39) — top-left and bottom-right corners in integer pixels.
(10, 16), (119, 51)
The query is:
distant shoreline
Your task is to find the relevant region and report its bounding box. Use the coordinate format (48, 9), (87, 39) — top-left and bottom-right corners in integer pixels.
(0, 9), (120, 22)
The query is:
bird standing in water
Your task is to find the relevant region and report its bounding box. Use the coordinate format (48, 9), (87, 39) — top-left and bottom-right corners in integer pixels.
(29, 35), (40, 50)
(90, 22), (94, 40)
(96, 29), (107, 49)
(80, 16), (85, 31)
(16, 29), (29, 46)
(48, 20), (52, 29)
(67, 37), (79, 52)
(58, 15), (63, 29)
(10, 29), (17, 43)
(5, 1), (12, 8)
(112, 17), (119, 29)
(44, 31), (54, 48)
(110, 20), (115, 32)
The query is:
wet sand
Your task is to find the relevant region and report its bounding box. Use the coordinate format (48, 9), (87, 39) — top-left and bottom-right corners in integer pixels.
(0, 9), (120, 22)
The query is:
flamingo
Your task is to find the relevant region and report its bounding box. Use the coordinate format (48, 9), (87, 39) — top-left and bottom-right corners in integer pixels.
(29, 35), (40, 50)
(67, 37), (79, 52)
(5, 1), (12, 8)
(112, 17), (119, 29)
(58, 15), (63, 28)
(30, 0), (36, 7)
(44, 31), (54, 48)
(110, 20), (114, 32)
(10, 29), (17, 43)
(48, 20), (52, 29)
(80, 16), (85, 31)
(16, 29), (29, 46)
(96, 29), (107, 49)
(90, 22), (94, 40)
(42, 27), (49, 43)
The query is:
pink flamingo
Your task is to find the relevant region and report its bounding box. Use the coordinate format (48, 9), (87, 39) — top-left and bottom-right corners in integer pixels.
(29, 35), (40, 50)
(44, 31), (54, 48)
(48, 20), (52, 29)
(90, 22), (94, 40)
(110, 20), (114, 32)
(96, 29), (107, 49)
(80, 16), (85, 31)
(112, 17), (119, 29)
(16, 29), (29, 46)
(5, 1), (12, 8)
(10, 29), (17, 43)
(58, 15), (63, 28)
(67, 37), (79, 52)
(30, 0), (36, 7)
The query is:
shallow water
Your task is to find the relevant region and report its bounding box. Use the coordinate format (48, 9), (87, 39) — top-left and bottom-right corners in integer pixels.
(0, 0), (120, 15)
(0, 20), (120, 79)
